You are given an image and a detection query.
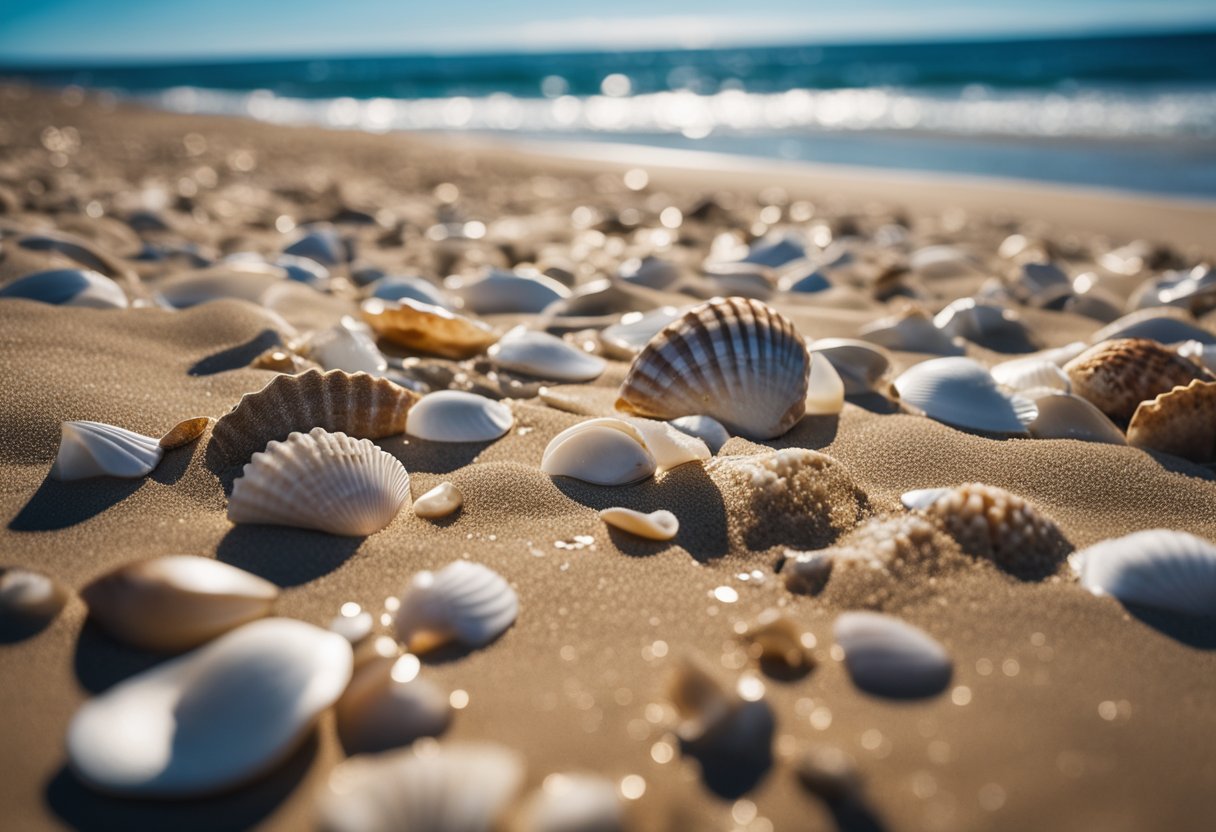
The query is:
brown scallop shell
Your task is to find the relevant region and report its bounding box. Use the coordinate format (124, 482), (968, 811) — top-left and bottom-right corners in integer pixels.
(1063, 338), (1210, 423)
(360, 297), (498, 359)
(1127, 379), (1216, 463)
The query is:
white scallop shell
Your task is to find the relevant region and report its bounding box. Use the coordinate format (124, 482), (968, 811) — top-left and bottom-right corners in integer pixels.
(900, 487), (951, 511)
(599, 507), (679, 540)
(67, 618), (352, 797)
(488, 326), (606, 382)
(859, 309), (964, 355)
(833, 612), (952, 698)
(933, 298), (1027, 343)
(50, 420), (163, 481)
(669, 414), (730, 453)
(227, 428), (410, 536)
(0, 268), (128, 308)
(336, 655), (452, 754)
(599, 306), (684, 359)
(445, 268), (570, 315)
(991, 358), (1071, 395)
(1028, 393), (1127, 445)
(894, 357), (1038, 435)
(368, 275), (453, 309)
(406, 391), (514, 442)
(413, 482), (463, 519)
(807, 338), (892, 395)
(1071, 529), (1216, 617)
(517, 774), (624, 832)
(307, 316), (387, 374)
(393, 561), (518, 653)
(541, 419), (656, 486)
(806, 353), (845, 415)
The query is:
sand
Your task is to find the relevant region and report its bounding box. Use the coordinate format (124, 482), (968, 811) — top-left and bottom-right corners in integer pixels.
(2, 85), (1216, 832)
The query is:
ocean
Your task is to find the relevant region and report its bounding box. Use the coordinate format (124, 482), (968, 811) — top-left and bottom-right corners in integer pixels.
(5, 30), (1216, 198)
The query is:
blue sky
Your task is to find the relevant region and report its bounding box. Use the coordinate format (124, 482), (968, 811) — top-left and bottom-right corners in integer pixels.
(1, 0), (1214, 63)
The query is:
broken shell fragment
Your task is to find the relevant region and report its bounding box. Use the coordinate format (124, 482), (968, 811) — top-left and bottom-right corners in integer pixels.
(598, 507), (679, 541)
(393, 561), (518, 653)
(414, 482), (464, 519)
(50, 420), (163, 481)
(159, 417), (210, 450)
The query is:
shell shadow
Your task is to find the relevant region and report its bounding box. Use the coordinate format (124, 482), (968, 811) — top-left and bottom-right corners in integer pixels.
(1124, 604), (1216, 649)
(825, 797), (892, 832)
(378, 435), (495, 476)
(72, 621), (175, 694)
(1139, 449), (1216, 482)
(0, 615), (55, 643)
(216, 525), (364, 587)
(8, 474), (143, 532)
(187, 329), (282, 376)
(767, 414), (840, 451)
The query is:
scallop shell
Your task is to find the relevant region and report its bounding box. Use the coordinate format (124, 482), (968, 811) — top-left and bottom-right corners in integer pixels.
(160, 417), (210, 450)
(67, 618), (353, 797)
(1028, 393), (1127, 445)
(599, 306), (684, 359)
(0, 268), (128, 308)
(307, 317), (387, 374)
(414, 482), (463, 519)
(615, 297), (810, 440)
(207, 369), (416, 471)
(0, 567), (68, 626)
(445, 268), (570, 315)
(808, 338), (892, 395)
(858, 308), (964, 356)
(1070, 529), (1216, 617)
(406, 390), (514, 442)
(361, 297), (498, 359)
(669, 414), (730, 453)
(1064, 338), (1210, 423)
(933, 298), (1029, 344)
(833, 612), (952, 699)
(516, 773), (624, 832)
(318, 742), (525, 832)
(393, 561), (518, 653)
(741, 609), (816, 673)
(488, 326), (606, 382)
(924, 483), (1067, 578)
(991, 358), (1070, 396)
(541, 419), (656, 486)
(893, 357), (1038, 435)
(228, 428), (410, 536)
(1091, 308), (1216, 346)
(599, 508), (679, 540)
(1127, 379), (1216, 462)
(665, 658), (773, 758)
(367, 274), (453, 309)
(336, 654), (452, 754)
(50, 420), (163, 481)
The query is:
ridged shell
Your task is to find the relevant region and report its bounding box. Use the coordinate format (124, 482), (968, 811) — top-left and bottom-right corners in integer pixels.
(616, 297), (810, 440)
(669, 415), (730, 453)
(50, 420), (163, 481)
(933, 298), (1028, 343)
(991, 358), (1070, 395)
(924, 483), (1066, 578)
(367, 275), (453, 309)
(361, 297), (498, 359)
(1127, 379), (1216, 462)
(1071, 529), (1216, 617)
(1091, 309), (1216, 346)
(336, 654), (452, 754)
(858, 308), (964, 355)
(0, 567), (68, 625)
(445, 268), (570, 315)
(407, 391), (514, 442)
(808, 338), (892, 395)
(67, 618), (352, 797)
(893, 357), (1038, 435)
(516, 774), (624, 832)
(414, 482), (463, 519)
(0, 268), (128, 308)
(599, 507), (679, 540)
(541, 419), (656, 486)
(599, 306), (684, 359)
(1028, 394), (1127, 445)
(1064, 338), (1210, 423)
(307, 317), (387, 374)
(81, 556), (278, 651)
(207, 369), (416, 470)
(487, 326), (606, 382)
(228, 428), (410, 536)
(834, 612), (952, 699)
(393, 561), (518, 653)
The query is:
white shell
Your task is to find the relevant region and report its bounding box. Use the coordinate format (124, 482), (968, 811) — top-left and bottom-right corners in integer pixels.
(859, 309), (964, 355)
(308, 316), (387, 374)
(808, 338), (892, 395)
(900, 487), (951, 511)
(0, 567), (68, 624)
(394, 561), (518, 653)
(1091, 309), (1216, 346)
(806, 353), (845, 415)
(67, 618), (353, 797)
(894, 357), (1038, 435)
(669, 415), (730, 453)
(599, 306), (683, 359)
(368, 275), (453, 309)
(599, 508), (679, 540)
(517, 774), (624, 832)
(0, 268), (128, 308)
(414, 482), (463, 519)
(155, 265), (285, 309)
(991, 358), (1071, 395)
(330, 607), (374, 643)
(228, 428), (410, 536)
(488, 326), (606, 382)
(1028, 393), (1127, 445)
(336, 655), (452, 754)
(541, 419), (656, 486)
(910, 245), (981, 277)
(933, 298), (1026, 343)
(623, 417), (710, 472)
(834, 612), (952, 698)
(1071, 529), (1216, 617)
(50, 420), (163, 481)
(406, 391), (514, 443)
(445, 268), (570, 315)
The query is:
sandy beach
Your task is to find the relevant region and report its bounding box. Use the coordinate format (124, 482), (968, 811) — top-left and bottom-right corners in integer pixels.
(2, 85), (1216, 832)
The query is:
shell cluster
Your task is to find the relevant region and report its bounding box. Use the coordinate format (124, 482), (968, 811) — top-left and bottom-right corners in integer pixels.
(1064, 338), (1210, 424)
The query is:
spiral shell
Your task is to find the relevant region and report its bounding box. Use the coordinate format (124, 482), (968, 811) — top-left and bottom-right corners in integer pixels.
(1127, 379), (1216, 462)
(1064, 338), (1210, 424)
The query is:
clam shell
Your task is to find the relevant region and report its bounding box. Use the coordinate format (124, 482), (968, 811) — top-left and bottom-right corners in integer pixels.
(207, 369), (416, 471)
(599, 306), (683, 359)
(1070, 529), (1216, 617)
(488, 326), (606, 382)
(1091, 308), (1216, 346)
(0, 268), (128, 308)
(1028, 393), (1127, 445)
(394, 561), (518, 653)
(933, 298), (1028, 344)
(81, 556), (279, 651)
(599, 507), (679, 541)
(67, 618), (353, 797)
(893, 357), (1037, 435)
(806, 353), (845, 415)
(307, 317), (387, 374)
(50, 420), (163, 481)
(1064, 338), (1210, 423)
(834, 612), (952, 699)
(616, 297), (810, 440)
(445, 268), (570, 315)
(0, 567), (68, 625)
(669, 414), (730, 453)
(336, 654), (452, 754)
(808, 338), (892, 395)
(516, 773), (624, 832)
(228, 428), (410, 536)
(160, 417), (210, 450)
(367, 275), (453, 309)
(1127, 379), (1216, 462)
(414, 482), (463, 519)
(858, 308), (964, 356)
(361, 297), (498, 359)
(541, 419), (656, 486)
(924, 483), (1066, 577)
(407, 391), (513, 443)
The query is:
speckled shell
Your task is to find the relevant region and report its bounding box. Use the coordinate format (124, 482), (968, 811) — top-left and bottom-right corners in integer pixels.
(160, 417), (210, 450)
(924, 483), (1066, 578)
(50, 421), (163, 481)
(1071, 529), (1216, 617)
(393, 561), (518, 653)
(360, 297), (498, 359)
(1064, 338), (1210, 423)
(616, 297), (810, 440)
(834, 612), (952, 699)
(1127, 379), (1216, 462)
(893, 357), (1037, 435)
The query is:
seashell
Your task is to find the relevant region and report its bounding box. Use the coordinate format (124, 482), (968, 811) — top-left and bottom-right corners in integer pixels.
(991, 357), (1071, 396)
(619, 256), (680, 289)
(805, 353), (845, 415)
(516, 773), (624, 832)
(808, 338), (892, 395)
(782, 550), (835, 595)
(445, 268), (570, 315)
(598, 306), (684, 360)
(307, 316), (387, 375)
(283, 225), (345, 265)
(900, 487), (951, 511)
(741, 234), (806, 268)
(599, 507), (679, 541)
(336, 653), (452, 754)
(833, 612), (952, 699)
(228, 428), (410, 536)
(541, 419), (656, 486)
(414, 481), (463, 519)
(779, 263), (832, 294)
(669, 414), (730, 453)
(361, 297), (499, 359)
(223, 251), (328, 285)
(0, 268), (128, 308)
(858, 308), (964, 356)
(488, 326), (606, 382)
(367, 274), (453, 309)
(250, 346), (319, 374)
(154, 264), (285, 309)
(1090, 308), (1216, 346)
(1099, 240), (1155, 276)
(67, 618), (352, 797)
(1064, 338), (1210, 423)
(207, 369), (416, 470)
(924, 483), (1067, 578)
(318, 742), (525, 832)
(1177, 339), (1216, 373)
(0, 566), (68, 626)
(330, 604), (374, 643)
(81, 556), (279, 651)
(1011, 260), (1069, 301)
(1070, 529), (1216, 617)
(665, 658), (773, 759)
(160, 417), (210, 450)
(407, 390), (513, 442)
(622, 417), (710, 472)
(893, 357), (1037, 435)
(616, 297), (810, 440)
(1127, 379), (1216, 462)
(700, 262), (775, 300)
(909, 245), (981, 278)
(1028, 393), (1127, 445)
(932, 298), (1029, 344)
(741, 609), (816, 673)
(50, 420), (163, 481)
(795, 745), (863, 804)
(1064, 284), (1123, 322)
(394, 561), (518, 653)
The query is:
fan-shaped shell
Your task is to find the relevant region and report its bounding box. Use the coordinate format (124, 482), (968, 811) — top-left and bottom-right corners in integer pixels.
(541, 419), (657, 485)
(599, 306), (684, 359)
(808, 338), (892, 395)
(367, 274), (453, 309)
(414, 482), (463, 519)
(924, 483), (1067, 578)
(858, 308), (964, 355)
(0, 268), (128, 308)
(207, 369), (416, 470)
(615, 297), (810, 440)
(50, 420), (163, 481)
(228, 428), (410, 536)
(669, 414), (730, 453)
(445, 268), (570, 315)
(516, 773), (625, 832)
(361, 297), (498, 359)
(834, 612), (952, 699)
(307, 317), (387, 374)
(1071, 529), (1216, 617)
(1127, 379), (1216, 462)
(0, 567), (68, 625)
(1091, 309), (1216, 346)
(487, 326), (606, 382)
(599, 507), (679, 540)
(336, 654), (452, 754)
(1064, 338), (1210, 423)
(407, 391), (514, 442)
(893, 357), (1037, 435)
(393, 561), (518, 653)
(67, 618), (352, 797)
(1028, 394), (1127, 445)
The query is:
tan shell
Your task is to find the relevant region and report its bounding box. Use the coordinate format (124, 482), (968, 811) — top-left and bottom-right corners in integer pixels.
(741, 609), (816, 673)
(1064, 338), (1210, 423)
(206, 369), (417, 470)
(335, 653), (452, 754)
(249, 347), (319, 374)
(159, 417), (210, 450)
(361, 297), (498, 359)
(1127, 379), (1216, 463)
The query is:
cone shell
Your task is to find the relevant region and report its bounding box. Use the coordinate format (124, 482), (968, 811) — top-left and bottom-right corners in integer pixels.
(599, 507), (679, 540)
(207, 369), (416, 470)
(394, 561), (518, 653)
(616, 297), (810, 440)
(335, 654), (452, 754)
(228, 428), (410, 536)
(1071, 529), (1216, 617)
(924, 483), (1067, 578)
(834, 612), (952, 699)
(50, 420), (163, 481)
(1127, 379), (1216, 462)
(1064, 338), (1210, 424)
(361, 297), (498, 359)
(406, 391), (514, 443)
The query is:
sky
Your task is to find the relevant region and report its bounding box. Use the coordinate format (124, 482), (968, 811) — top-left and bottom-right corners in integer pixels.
(1, 0), (1214, 64)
